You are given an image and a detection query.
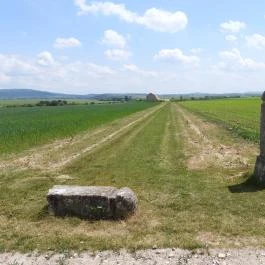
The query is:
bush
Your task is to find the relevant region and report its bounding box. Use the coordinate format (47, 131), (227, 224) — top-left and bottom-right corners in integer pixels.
(36, 100), (68, 107)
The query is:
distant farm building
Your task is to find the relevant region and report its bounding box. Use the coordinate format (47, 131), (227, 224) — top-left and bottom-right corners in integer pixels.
(146, 93), (159, 102)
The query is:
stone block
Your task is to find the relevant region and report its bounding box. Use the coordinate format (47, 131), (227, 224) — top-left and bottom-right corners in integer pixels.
(253, 93), (265, 185)
(254, 155), (265, 185)
(47, 185), (137, 219)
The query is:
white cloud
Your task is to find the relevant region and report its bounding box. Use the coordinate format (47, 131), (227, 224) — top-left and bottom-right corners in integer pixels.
(217, 48), (265, 71)
(245, 33), (265, 49)
(0, 54), (37, 74)
(101, 29), (131, 61)
(101, 29), (126, 48)
(74, 1), (188, 33)
(0, 52), (118, 93)
(53, 37), (81, 48)
(1, 52), (265, 94)
(84, 62), (116, 76)
(220, 20), (246, 33)
(104, 49), (132, 60)
(137, 8), (187, 32)
(225, 34), (237, 42)
(123, 64), (157, 77)
(37, 51), (55, 66)
(154, 48), (200, 65)
(123, 64), (139, 71)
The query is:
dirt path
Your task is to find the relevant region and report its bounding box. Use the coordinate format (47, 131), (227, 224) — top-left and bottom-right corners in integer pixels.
(175, 104), (258, 172)
(0, 104), (164, 173)
(2, 248), (265, 264)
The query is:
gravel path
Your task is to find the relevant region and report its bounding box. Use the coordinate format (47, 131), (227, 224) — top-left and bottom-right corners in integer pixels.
(2, 248), (265, 265)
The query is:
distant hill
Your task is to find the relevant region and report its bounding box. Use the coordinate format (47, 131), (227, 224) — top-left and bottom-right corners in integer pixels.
(0, 89), (78, 99)
(161, 92), (262, 99)
(0, 88), (262, 100)
(0, 89), (148, 100)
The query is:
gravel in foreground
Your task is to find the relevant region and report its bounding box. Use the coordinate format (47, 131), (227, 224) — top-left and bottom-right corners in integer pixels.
(2, 248), (265, 265)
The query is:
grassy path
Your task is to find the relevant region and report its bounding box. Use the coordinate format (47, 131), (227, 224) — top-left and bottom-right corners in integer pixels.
(1, 102), (265, 252)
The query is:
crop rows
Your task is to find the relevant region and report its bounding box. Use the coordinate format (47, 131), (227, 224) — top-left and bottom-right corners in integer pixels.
(0, 101), (157, 154)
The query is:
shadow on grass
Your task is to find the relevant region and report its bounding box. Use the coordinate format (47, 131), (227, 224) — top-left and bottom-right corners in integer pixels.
(228, 174), (265, 193)
(36, 205), (49, 219)
(37, 204), (132, 222)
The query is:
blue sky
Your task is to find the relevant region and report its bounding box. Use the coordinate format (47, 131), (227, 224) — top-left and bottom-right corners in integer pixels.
(1, 0), (265, 94)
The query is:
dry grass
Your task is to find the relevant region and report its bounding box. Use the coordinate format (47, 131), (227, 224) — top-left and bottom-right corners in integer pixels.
(176, 105), (257, 171)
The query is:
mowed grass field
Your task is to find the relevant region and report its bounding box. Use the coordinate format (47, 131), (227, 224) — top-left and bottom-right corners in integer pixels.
(0, 100), (265, 252)
(0, 101), (157, 154)
(179, 98), (260, 142)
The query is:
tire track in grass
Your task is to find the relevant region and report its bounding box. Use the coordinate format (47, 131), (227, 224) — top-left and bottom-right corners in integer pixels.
(56, 103), (165, 171)
(158, 102), (184, 174)
(0, 104), (165, 172)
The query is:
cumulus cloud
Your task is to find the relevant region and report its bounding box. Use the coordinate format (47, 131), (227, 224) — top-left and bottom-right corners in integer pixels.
(220, 20), (246, 33)
(2, 51), (265, 94)
(74, 0), (188, 33)
(104, 49), (131, 60)
(217, 48), (265, 71)
(37, 51), (55, 66)
(0, 54), (37, 74)
(53, 37), (82, 48)
(154, 48), (200, 65)
(0, 52), (118, 93)
(225, 34), (237, 42)
(101, 29), (127, 48)
(245, 33), (265, 49)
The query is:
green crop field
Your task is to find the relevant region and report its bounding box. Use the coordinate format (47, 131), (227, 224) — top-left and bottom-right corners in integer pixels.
(0, 99), (40, 107)
(0, 101), (157, 154)
(179, 98), (261, 142)
(0, 99), (108, 107)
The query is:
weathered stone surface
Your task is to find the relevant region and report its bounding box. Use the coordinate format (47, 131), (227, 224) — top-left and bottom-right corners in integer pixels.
(254, 93), (265, 185)
(47, 185), (137, 219)
(114, 187), (138, 218)
(260, 102), (265, 156)
(254, 156), (265, 185)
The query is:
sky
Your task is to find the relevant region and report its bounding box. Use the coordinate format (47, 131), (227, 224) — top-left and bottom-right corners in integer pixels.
(1, 0), (265, 95)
